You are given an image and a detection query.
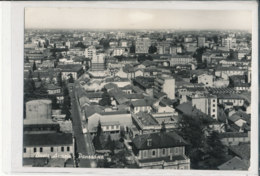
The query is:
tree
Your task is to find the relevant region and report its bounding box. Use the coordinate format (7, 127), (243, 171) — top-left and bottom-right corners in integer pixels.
(148, 45), (157, 54)
(106, 135), (115, 155)
(63, 87), (69, 97)
(160, 121), (166, 133)
(99, 90), (111, 106)
(50, 96), (60, 109)
(96, 120), (102, 137)
(68, 74), (74, 83)
(129, 45), (135, 53)
(33, 61), (37, 71)
(93, 120), (104, 150)
(37, 72), (41, 82)
(177, 115), (206, 154)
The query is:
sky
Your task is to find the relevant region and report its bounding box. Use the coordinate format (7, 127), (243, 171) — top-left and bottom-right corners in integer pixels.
(25, 8), (252, 30)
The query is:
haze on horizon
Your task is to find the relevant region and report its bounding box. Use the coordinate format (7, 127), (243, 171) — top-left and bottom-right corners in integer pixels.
(25, 8), (252, 31)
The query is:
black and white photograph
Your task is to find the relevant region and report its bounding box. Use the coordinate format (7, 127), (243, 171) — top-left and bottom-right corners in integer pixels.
(6, 1), (256, 174)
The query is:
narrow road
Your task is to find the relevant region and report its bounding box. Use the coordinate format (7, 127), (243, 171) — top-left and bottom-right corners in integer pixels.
(69, 84), (96, 168)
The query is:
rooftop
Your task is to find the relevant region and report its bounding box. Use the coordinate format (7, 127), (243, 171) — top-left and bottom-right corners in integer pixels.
(24, 133), (73, 147)
(217, 156), (248, 170)
(218, 132), (249, 138)
(132, 131), (188, 150)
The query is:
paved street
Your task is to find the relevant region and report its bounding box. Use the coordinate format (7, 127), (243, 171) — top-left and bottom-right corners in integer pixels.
(70, 84), (96, 168)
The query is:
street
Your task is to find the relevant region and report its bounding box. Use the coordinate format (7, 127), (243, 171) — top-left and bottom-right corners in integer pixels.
(69, 84), (96, 168)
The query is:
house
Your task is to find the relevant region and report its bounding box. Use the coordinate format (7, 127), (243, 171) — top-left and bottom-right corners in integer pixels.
(132, 132), (190, 169)
(227, 111), (250, 132)
(56, 64), (84, 80)
(84, 107), (132, 137)
(130, 99), (154, 114)
(228, 143), (250, 166)
(218, 94), (245, 107)
(218, 132), (250, 146)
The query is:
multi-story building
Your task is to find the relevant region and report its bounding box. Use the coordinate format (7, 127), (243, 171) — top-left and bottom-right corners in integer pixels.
(187, 94), (218, 120)
(132, 132), (190, 169)
(222, 37), (237, 50)
(91, 53), (106, 71)
(169, 55), (194, 66)
(84, 45), (96, 59)
(197, 37), (206, 47)
(157, 41), (171, 54)
(113, 47), (126, 56)
(154, 76), (175, 100)
(135, 38), (151, 54)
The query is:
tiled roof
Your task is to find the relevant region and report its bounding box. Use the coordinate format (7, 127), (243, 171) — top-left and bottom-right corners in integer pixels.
(217, 156), (248, 170)
(218, 132), (248, 138)
(24, 133), (73, 147)
(228, 143), (250, 160)
(132, 132), (188, 150)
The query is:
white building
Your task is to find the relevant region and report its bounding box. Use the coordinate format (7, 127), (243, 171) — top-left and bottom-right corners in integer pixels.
(85, 45), (96, 59)
(154, 76), (175, 100)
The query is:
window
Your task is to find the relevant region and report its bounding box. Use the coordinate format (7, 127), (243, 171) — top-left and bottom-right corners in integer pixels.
(61, 147), (64, 152)
(67, 146), (70, 152)
(213, 109), (215, 112)
(40, 147), (43, 152)
(50, 147), (54, 152)
(152, 150), (156, 156)
(143, 150), (148, 158)
(24, 148), (26, 153)
(213, 104), (215, 107)
(213, 99), (216, 102)
(175, 147), (179, 154)
(162, 148), (166, 155)
(34, 148), (37, 153)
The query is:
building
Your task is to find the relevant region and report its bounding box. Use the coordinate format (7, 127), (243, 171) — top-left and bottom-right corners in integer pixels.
(187, 94), (218, 120)
(197, 37), (205, 47)
(218, 132), (250, 146)
(26, 99), (52, 120)
(198, 74), (214, 87)
(132, 132), (190, 169)
(67, 48), (85, 56)
(218, 94), (245, 107)
(222, 37), (237, 50)
(217, 156), (248, 170)
(57, 64), (84, 80)
(154, 76), (175, 100)
(91, 53), (106, 71)
(84, 45), (96, 59)
(23, 133), (74, 159)
(130, 99), (154, 114)
(135, 38), (151, 54)
(169, 55), (194, 66)
(131, 112), (161, 135)
(113, 47), (126, 56)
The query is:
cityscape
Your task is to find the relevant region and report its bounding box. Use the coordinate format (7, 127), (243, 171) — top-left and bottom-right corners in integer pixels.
(23, 9), (251, 170)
